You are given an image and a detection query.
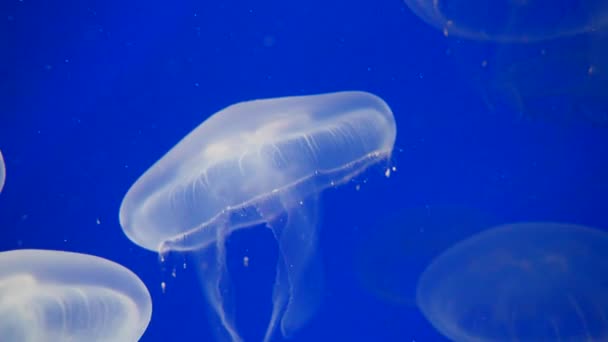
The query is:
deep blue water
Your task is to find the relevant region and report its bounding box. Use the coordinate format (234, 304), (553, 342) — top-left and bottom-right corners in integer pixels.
(1, 0), (607, 341)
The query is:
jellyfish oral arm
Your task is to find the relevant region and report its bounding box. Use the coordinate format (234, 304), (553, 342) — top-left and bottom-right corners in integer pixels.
(262, 195), (323, 342)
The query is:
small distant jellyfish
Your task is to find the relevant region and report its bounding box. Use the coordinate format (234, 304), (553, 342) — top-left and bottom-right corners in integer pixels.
(416, 222), (608, 342)
(0, 249), (152, 341)
(119, 91), (397, 341)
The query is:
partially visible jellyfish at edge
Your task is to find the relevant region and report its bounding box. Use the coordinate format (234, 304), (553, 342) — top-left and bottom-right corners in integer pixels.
(416, 222), (608, 342)
(0, 249), (152, 342)
(0, 149), (5, 193)
(119, 91), (397, 341)
(403, 0), (608, 42)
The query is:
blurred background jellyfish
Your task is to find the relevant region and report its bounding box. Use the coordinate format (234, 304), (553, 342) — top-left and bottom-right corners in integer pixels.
(119, 91), (397, 341)
(475, 30), (608, 127)
(0, 249), (152, 342)
(416, 222), (608, 342)
(427, 0), (608, 129)
(403, 0), (608, 42)
(355, 204), (497, 307)
(0, 149), (5, 193)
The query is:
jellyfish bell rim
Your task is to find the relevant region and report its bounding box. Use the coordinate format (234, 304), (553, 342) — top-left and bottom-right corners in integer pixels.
(119, 90), (397, 253)
(157, 149), (393, 254)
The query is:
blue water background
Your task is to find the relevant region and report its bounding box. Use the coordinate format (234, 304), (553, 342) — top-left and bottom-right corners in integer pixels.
(1, 0), (607, 341)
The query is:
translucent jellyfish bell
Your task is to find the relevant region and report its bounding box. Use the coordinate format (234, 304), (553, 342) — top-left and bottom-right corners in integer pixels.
(119, 91), (397, 341)
(416, 222), (608, 342)
(0, 249), (152, 342)
(0, 149), (5, 193)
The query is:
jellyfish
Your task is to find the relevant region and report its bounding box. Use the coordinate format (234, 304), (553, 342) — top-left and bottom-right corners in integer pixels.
(403, 0), (608, 42)
(474, 30), (608, 127)
(355, 204), (496, 307)
(416, 222), (608, 342)
(0, 149), (5, 193)
(119, 91), (397, 341)
(0, 249), (152, 341)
